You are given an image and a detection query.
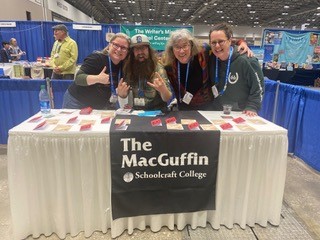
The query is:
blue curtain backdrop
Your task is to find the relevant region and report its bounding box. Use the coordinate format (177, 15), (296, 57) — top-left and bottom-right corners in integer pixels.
(294, 88), (320, 171)
(258, 79), (278, 121)
(0, 79), (72, 144)
(274, 83), (305, 152)
(0, 21), (120, 63)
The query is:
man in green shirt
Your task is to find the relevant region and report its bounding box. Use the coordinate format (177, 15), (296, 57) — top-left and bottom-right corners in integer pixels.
(50, 24), (78, 80)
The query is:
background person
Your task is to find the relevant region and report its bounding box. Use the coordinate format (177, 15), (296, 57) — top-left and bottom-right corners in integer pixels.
(208, 23), (264, 116)
(163, 28), (253, 111)
(117, 34), (172, 111)
(0, 41), (12, 63)
(50, 24), (78, 80)
(62, 33), (130, 109)
(9, 38), (26, 61)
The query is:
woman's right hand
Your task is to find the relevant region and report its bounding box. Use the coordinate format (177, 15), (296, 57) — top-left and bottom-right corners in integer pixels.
(117, 78), (130, 98)
(96, 66), (110, 85)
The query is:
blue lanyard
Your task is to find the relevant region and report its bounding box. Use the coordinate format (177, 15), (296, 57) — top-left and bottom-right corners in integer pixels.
(215, 46), (233, 96)
(177, 61), (190, 102)
(108, 56), (121, 95)
(138, 77), (146, 97)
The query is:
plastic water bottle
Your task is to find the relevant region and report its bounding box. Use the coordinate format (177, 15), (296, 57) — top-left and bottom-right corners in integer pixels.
(39, 85), (51, 114)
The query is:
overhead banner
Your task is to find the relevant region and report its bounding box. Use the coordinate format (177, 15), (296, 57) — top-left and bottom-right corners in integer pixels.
(121, 25), (193, 51)
(110, 112), (220, 220)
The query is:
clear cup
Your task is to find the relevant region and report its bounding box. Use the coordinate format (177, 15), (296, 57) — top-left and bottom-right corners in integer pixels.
(223, 104), (232, 115)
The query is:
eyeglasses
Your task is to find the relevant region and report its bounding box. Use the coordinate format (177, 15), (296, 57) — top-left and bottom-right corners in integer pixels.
(173, 44), (191, 51)
(111, 42), (128, 52)
(210, 39), (228, 47)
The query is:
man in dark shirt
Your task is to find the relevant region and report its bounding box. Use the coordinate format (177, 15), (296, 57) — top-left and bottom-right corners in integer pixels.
(0, 41), (12, 63)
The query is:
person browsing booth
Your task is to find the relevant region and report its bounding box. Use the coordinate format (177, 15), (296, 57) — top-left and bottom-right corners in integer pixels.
(50, 24), (78, 80)
(117, 34), (172, 111)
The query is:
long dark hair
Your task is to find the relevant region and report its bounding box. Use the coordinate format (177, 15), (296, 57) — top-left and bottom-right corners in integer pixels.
(123, 46), (158, 84)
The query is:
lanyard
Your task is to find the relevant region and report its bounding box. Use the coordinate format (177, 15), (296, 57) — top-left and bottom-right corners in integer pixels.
(108, 56), (121, 95)
(54, 42), (62, 53)
(138, 77), (146, 97)
(215, 46), (233, 96)
(177, 61), (190, 102)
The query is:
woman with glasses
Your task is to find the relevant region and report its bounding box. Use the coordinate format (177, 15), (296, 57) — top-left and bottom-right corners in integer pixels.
(62, 33), (130, 109)
(208, 23), (264, 116)
(163, 28), (252, 111)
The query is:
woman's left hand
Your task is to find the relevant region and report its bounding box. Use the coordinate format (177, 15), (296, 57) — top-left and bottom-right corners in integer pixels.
(243, 110), (258, 117)
(238, 42), (254, 57)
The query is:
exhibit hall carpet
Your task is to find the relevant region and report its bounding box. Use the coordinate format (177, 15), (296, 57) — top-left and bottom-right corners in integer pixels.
(0, 144), (319, 240)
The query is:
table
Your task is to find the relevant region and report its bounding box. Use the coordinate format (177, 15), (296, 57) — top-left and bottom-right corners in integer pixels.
(263, 68), (320, 86)
(8, 110), (288, 239)
(0, 62), (53, 79)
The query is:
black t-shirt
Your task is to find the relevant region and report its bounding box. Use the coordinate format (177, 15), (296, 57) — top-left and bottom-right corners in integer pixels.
(68, 52), (122, 109)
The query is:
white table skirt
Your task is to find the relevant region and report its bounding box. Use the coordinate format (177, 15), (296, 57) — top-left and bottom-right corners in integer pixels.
(8, 110), (288, 239)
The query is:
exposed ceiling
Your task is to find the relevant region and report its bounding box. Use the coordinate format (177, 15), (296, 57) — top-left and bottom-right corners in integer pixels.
(64, 0), (320, 30)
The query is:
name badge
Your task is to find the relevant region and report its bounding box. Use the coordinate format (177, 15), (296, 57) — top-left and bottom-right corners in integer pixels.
(182, 91), (193, 105)
(212, 85), (219, 98)
(109, 94), (118, 104)
(134, 98), (145, 106)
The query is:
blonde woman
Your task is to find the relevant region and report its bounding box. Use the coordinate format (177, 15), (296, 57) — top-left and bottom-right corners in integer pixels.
(63, 33), (130, 109)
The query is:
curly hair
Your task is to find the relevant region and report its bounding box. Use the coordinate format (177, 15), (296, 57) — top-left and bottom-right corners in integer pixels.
(163, 28), (201, 66)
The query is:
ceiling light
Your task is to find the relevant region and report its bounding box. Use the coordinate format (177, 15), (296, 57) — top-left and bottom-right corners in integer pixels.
(284, 5), (289, 9)
(183, 9), (189, 12)
(249, 11), (256, 14)
(168, 1), (175, 5)
(128, 0), (135, 3)
(282, 12), (288, 15)
(247, 4), (251, 7)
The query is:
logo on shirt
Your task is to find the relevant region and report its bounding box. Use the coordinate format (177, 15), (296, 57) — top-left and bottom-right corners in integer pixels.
(228, 72), (239, 84)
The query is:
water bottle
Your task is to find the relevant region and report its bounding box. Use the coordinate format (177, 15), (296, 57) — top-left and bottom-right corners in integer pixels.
(39, 85), (51, 114)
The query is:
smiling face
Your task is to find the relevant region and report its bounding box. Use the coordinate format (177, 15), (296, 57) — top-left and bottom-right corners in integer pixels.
(209, 30), (232, 61)
(109, 37), (129, 64)
(133, 44), (149, 62)
(173, 39), (192, 64)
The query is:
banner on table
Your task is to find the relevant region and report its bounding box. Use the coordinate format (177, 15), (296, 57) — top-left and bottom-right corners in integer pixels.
(121, 25), (193, 51)
(110, 113), (220, 220)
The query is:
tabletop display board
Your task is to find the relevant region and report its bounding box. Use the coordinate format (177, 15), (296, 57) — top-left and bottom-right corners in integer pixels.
(262, 29), (320, 68)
